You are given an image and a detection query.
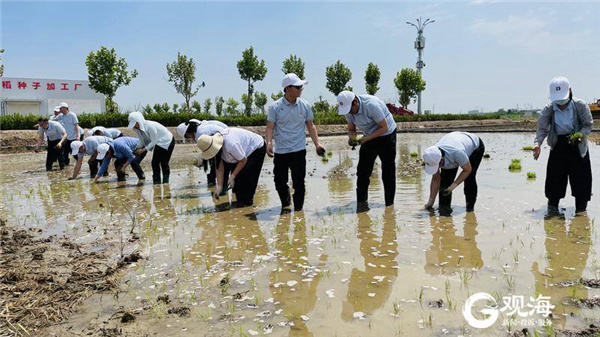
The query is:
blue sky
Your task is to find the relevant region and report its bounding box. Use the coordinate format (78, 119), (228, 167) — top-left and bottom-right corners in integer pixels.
(2, 1), (599, 113)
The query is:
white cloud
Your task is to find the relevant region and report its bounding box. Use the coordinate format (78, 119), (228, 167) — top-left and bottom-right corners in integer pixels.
(468, 14), (593, 53)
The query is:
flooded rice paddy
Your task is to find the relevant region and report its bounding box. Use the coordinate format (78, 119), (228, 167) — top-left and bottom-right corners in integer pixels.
(1, 133), (599, 336)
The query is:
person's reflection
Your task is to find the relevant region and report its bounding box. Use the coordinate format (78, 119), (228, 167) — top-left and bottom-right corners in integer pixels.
(341, 208), (398, 321)
(269, 212), (326, 336)
(327, 154), (354, 198)
(424, 212), (483, 275)
(228, 211), (269, 262)
(532, 214), (591, 327)
(187, 213), (229, 268)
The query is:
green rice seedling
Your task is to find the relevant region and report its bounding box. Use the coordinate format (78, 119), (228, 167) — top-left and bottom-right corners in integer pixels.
(508, 159), (522, 171)
(527, 172), (536, 179)
(483, 153), (491, 159)
(410, 152), (418, 157)
(568, 132), (583, 145)
(522, 145), (534, 151)
(321, 156), (329, 163)
(327, 151), (333, 157)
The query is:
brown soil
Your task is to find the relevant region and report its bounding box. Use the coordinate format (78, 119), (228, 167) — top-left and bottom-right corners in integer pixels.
(0, 218), (140, 336)
(0, 119), (545, 154)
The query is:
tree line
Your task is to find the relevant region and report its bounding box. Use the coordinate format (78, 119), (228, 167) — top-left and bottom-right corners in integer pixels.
(84, 46), (426, 115)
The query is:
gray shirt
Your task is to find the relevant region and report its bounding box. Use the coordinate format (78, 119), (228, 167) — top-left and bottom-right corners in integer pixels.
(437, 132), (480, 170)
(38, 121), (66, 141)
(78, 136), (112, 158)
(57, 112), (79, 140)
(345, 95), (396, 137)
(267, 97), (314, 154)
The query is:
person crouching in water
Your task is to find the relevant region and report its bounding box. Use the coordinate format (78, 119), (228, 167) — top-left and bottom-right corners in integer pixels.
(93, 137), (147, 183)
(128, 111), (175, 184)
(197, 128), (266, 207)
(177, 119), (228, 187)
(422, 132), (485, 214)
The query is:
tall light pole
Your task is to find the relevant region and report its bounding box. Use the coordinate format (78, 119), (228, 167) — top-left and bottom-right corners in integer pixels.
(406, 17), (434, 115)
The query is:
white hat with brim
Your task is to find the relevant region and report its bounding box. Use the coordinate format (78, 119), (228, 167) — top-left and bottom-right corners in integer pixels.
(71, 141), (83, 156)
(197, 134), (223, 160)
(337, 90), (355, 115)
(96, 143), (110, 160)
(423, 146), (442, 175)
(53, 106), (61, 112)
(59, 102), (69, 108)
(549, 76), (571, 102)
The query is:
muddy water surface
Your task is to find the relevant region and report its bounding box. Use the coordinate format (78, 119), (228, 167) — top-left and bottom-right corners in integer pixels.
(1, 133), (599, 336)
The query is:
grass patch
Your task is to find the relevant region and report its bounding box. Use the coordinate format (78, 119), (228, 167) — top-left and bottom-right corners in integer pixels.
(508, 159), (522, 171)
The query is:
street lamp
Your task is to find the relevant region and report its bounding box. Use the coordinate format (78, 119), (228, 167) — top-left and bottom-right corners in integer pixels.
(406, 17), (435, 115)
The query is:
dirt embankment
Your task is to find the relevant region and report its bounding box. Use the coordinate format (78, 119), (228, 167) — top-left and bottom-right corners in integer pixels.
(0, 119), (542, 154)
(0, 218), (141, 336)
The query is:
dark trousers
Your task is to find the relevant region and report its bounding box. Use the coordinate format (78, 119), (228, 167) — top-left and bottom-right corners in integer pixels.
(226, 143), (266, 206)
(357, 132), (397, 205)
(273, 150), (307, 210)
(439, 139), (485, 208)
(63, 139), (76, 166)
(115, 152), (146, 181)
(151, 138), (176, 184)
(88, 158), (103, 178)
(46, 139), (66, 171)
(545, 136), (592, 205)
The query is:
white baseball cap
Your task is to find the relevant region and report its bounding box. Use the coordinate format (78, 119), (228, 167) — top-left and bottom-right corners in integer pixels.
(96, 143), (110, 160)
(71, 141), (83, 156)
(282, 73), (307, 88)
(549, 77), (570, 102)
(53, 106), (61, 112)
(423, 146), (442, 175)
(337, 90), (355, 115)
(59, 102), (69, 108)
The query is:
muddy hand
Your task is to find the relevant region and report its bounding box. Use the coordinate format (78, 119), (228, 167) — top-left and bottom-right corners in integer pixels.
(316, 145), (326, 157)
(532, 145), (541, 160)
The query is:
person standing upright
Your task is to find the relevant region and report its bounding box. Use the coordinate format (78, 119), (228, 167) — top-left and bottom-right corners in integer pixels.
(337, 91), (397, 208)
(266, 73), (325, 212)
(533, 77), (593, 213)
(35, 117), (67, 171)
(55, 102), (79, 166)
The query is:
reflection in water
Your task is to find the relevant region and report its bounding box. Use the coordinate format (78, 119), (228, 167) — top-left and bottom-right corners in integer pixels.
(532, 215), (591, 327)
(425, 212), (483, 275)
(269, 213), (326, 336)
(341, 208), (398, 321)
(327, 154), (354, 198)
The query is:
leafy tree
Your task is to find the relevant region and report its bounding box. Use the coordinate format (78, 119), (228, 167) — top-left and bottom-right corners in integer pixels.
(393, 68), (426, 108)
(225, 98), (240, 115)
(192, 100), (202, 113)
(215, 96), (225, 116)
(162, 102), (170, 113)
(142, 104), (153, 114)
(166, 52), (202, 112)
(203, 99), (212, 114)
(271, 92), (284, 101)
(0, 49), (4, 77)
(325, 60), (352, 96)
(172, 103), (179, 113)
(312, 96), (331, 114)
(237, 46), (267, 116)
(282, 54), (305, 79)
(254, 92), (268, 114)
(85, 46), (138, 112)
(364, 62), (381, 95)
(153, 103), (163, 113)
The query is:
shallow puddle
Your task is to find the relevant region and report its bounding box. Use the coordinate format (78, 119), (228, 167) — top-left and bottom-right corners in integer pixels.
(1, 133), (599, 336)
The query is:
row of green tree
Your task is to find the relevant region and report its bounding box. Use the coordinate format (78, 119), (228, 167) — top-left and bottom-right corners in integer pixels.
(85, 46), (425, 116)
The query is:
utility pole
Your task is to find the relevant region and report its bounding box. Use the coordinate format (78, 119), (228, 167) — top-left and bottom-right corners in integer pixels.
(406, 17), (434, 115)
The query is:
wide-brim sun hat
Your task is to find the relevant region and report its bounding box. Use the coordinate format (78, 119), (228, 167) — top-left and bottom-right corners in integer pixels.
(197, 133), (223, 160)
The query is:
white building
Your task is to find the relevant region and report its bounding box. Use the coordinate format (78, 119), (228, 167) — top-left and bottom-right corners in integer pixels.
(1, 77), (106, 116)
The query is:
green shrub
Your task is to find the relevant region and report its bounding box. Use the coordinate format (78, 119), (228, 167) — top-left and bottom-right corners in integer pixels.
(508, 159), (522, 171)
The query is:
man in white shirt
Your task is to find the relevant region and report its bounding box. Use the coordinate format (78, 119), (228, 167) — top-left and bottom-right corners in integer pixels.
(35, 117), (67, 171)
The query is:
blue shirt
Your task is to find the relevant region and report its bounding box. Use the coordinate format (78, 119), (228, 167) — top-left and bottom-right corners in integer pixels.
(38, 121), (66, 141)
(56, 112), (79, 140)
(345, 95), (396, 137)
(97, 137), (140, 177)
(267, 97), (314, 154)
(552, 100), (575, 135)
(437, 132), (480, 170)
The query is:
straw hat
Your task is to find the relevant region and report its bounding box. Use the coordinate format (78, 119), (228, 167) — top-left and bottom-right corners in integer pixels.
(197, 134), (223, 159)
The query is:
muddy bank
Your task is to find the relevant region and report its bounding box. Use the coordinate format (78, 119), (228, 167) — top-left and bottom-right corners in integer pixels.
(0, 218), (140, 336)
(0, 119), (541, 153)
